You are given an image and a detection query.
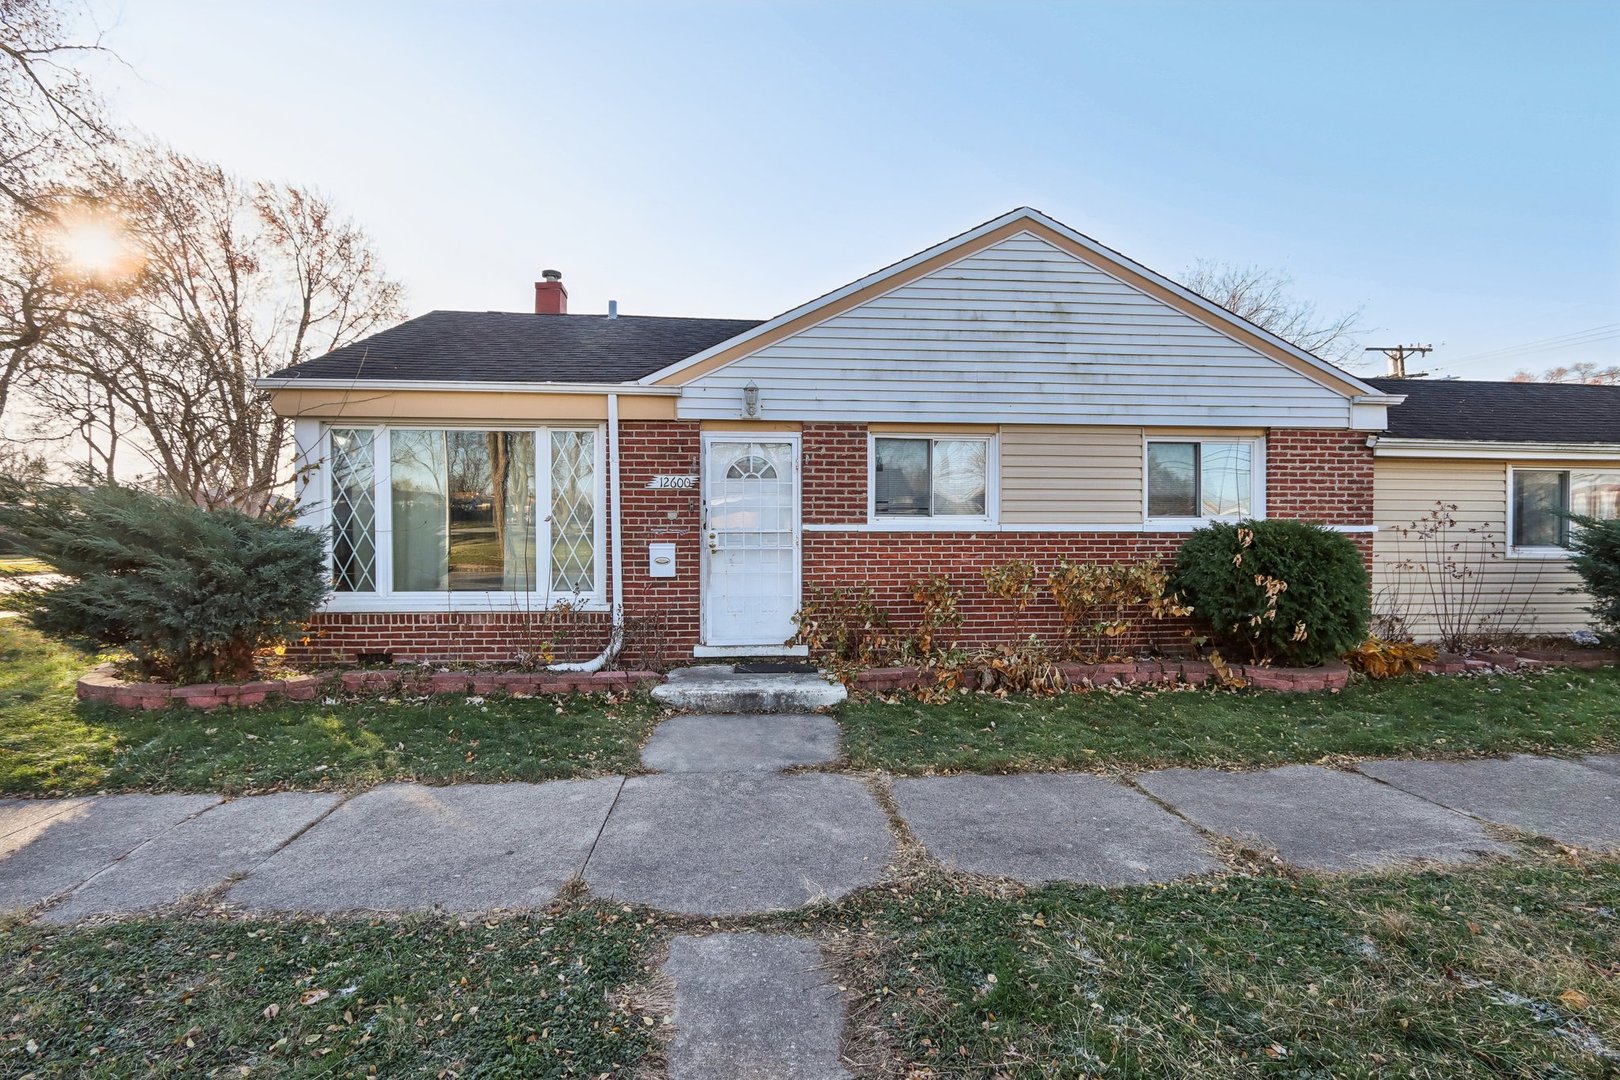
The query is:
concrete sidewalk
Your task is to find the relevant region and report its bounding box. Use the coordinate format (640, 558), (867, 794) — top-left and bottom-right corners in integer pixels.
(3, 720), (1617, 923)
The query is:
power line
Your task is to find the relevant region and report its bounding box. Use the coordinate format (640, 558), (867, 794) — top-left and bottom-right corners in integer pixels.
(1443, 323), (1620, 366)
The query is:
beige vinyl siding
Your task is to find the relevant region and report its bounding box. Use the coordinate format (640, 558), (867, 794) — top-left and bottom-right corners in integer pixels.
(1373, 456), (1602, 638)
(677, 233), (1353, 426)
(1000, 426), (1143, 524)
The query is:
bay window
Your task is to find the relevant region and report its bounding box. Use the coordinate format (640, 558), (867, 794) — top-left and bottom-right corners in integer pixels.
(323, 425), (601, 605)
(1511, 468), (1620, 553)
(1146, 440), (1259, 522)
(872, 435), (992, 521)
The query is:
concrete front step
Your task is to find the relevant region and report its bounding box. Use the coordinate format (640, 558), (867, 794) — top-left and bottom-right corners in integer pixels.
(652, 665), (846, 714)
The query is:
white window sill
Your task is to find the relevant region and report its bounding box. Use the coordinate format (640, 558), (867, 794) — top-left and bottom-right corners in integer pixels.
(323, 593), (610, 614)
(1143, 517), (1254, 532)
(1507, 547), (1572, 561)
(865, 517), (998, 531)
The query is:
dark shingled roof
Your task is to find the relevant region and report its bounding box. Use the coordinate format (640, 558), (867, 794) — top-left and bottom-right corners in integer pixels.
(265, 311), (763, 385)
(1370, 377), (1620, 445)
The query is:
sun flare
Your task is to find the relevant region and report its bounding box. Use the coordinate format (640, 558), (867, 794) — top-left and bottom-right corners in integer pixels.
(53, 208), (140, 280)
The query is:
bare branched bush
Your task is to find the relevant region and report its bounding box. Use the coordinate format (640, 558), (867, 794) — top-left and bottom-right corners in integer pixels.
(1375, 502), (1547, 651)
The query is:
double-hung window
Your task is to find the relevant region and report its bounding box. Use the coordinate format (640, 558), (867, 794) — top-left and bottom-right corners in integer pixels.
(872, 435), (993, 522)
(1510, 467), (1620, 554)
(1145, 439), (1260, 523)
(325, 425), (602, 606)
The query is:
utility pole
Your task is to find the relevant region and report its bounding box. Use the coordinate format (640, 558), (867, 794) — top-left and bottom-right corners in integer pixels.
(1364, 344), (1433, 379)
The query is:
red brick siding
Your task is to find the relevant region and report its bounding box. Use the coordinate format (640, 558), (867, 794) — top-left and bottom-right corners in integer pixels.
(617, 420), (704, 659)
(802, 422), (867, 524)
(283, 610), (613, 666)
(803, 531), (1194, 653)
(1266, 429), (1374, 525)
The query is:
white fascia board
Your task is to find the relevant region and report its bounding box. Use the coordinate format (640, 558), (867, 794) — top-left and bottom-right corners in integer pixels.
(639, 206), (1387, 401)
(253, 377), (682, 396)
(1374, 438), (1620, 461)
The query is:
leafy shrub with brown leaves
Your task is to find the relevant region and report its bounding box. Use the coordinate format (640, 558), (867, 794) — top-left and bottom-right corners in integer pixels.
(791, 586), (897, 670)
(909, 574), (963, 657)
(1048, 558), (1191, 660)
(1345, 638), (1438, 679)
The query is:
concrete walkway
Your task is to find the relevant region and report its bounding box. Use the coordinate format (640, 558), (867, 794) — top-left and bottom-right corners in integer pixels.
(7, 722), (1618, 1080)
(3, 727), (1618, 923)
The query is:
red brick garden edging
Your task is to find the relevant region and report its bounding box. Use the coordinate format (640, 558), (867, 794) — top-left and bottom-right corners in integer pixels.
(76, 665), (666, 712)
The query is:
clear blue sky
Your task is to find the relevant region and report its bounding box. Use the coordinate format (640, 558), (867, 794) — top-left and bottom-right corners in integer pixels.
(85, 0), (1619, 379)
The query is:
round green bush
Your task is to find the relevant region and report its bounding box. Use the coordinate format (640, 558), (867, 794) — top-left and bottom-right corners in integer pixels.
(1171, 520), (1370, 666)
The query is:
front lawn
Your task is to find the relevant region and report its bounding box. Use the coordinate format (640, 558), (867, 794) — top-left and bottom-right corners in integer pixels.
(4, 857), (1616, 1077)
(838, 667), (1620, 774)
(0, 903), (661, 1078)
(0, 624), (663, 796)
(846, 853), (1620, 1076)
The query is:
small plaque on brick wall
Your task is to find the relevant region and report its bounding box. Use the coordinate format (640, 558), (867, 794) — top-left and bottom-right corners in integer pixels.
(646, 475), (699, 490)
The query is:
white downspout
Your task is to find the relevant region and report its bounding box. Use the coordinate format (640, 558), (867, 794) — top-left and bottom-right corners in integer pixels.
(548, 392), (626, 672)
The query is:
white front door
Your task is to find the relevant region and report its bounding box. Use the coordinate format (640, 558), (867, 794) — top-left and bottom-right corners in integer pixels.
(702, 437), (800, 647)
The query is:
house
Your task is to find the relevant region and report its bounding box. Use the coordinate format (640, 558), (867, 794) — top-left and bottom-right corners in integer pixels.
(1365, 377), (1620, 641)
(258, 207), (1612, 666)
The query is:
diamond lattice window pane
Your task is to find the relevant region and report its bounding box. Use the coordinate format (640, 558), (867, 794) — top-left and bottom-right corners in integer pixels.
(550, 430), (596, 593)
(329, 428), (377, 591)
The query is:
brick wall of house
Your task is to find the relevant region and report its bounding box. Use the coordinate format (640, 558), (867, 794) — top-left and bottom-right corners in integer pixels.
(1266, 429), (1374, 525)
(283, 610), (615, 667)
(290, 423), (1374, 666)
(802, 422), (868, 524)
(802, 530), (1195, 653)
(617, 420), (704, 662)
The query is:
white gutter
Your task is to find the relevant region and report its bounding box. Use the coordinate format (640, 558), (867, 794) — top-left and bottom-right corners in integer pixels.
(548, 392), (626, 672)
(253, 376), (681, 396)
(1374, 437), (1620, 461)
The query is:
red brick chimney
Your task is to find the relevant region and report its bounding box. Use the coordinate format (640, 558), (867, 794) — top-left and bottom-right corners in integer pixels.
(534, 269), (567, 315)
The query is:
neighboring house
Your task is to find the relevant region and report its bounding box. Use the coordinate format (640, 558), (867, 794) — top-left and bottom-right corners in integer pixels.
(257, 207), (1608, 665)
(1365, 378), (1620, 640)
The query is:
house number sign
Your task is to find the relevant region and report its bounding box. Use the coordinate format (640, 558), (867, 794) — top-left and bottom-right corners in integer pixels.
(646, 475), (699, 490)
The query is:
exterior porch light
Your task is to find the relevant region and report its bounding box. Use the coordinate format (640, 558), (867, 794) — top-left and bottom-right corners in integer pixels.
(743, 381), (760, 417)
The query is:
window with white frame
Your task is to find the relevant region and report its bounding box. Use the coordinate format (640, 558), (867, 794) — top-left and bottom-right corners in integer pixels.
(1146, 440), (1259, 521)
(325, 425), (601, 600)
(872, 435), (992, 520)
(1510, 468), (1620, 552)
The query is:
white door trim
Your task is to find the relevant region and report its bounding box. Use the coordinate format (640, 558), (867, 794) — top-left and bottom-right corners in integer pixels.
(699, 431), (803, 648)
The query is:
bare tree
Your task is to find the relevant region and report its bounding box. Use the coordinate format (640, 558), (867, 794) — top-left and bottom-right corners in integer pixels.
(1510, 362), (1620, 386)
(1180, 259), (1366, 364)
(39, 148), (405, 513)
(0, 0), (116, 426)
(1, 0), (110, 208)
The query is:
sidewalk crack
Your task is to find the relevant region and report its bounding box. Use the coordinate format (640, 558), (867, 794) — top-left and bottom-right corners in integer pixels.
(578, 775), (628, 884)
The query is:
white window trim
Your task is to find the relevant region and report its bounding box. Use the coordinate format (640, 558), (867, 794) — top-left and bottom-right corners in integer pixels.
(1142, 437), (1267, 530)
(1506, 465), (1575, 561)
(866, 432), (999, 528)
(317, 423), (609, 613)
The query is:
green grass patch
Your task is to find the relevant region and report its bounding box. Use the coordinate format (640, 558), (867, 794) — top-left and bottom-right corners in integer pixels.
(5, 860), (1615, 1076)
(0, 623), (663, 796)
(841, 855), (1620, 1076)
(838, 669), (1620, 773)
(0, 904), (660, 1078)
(0, 556), (52, 574)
